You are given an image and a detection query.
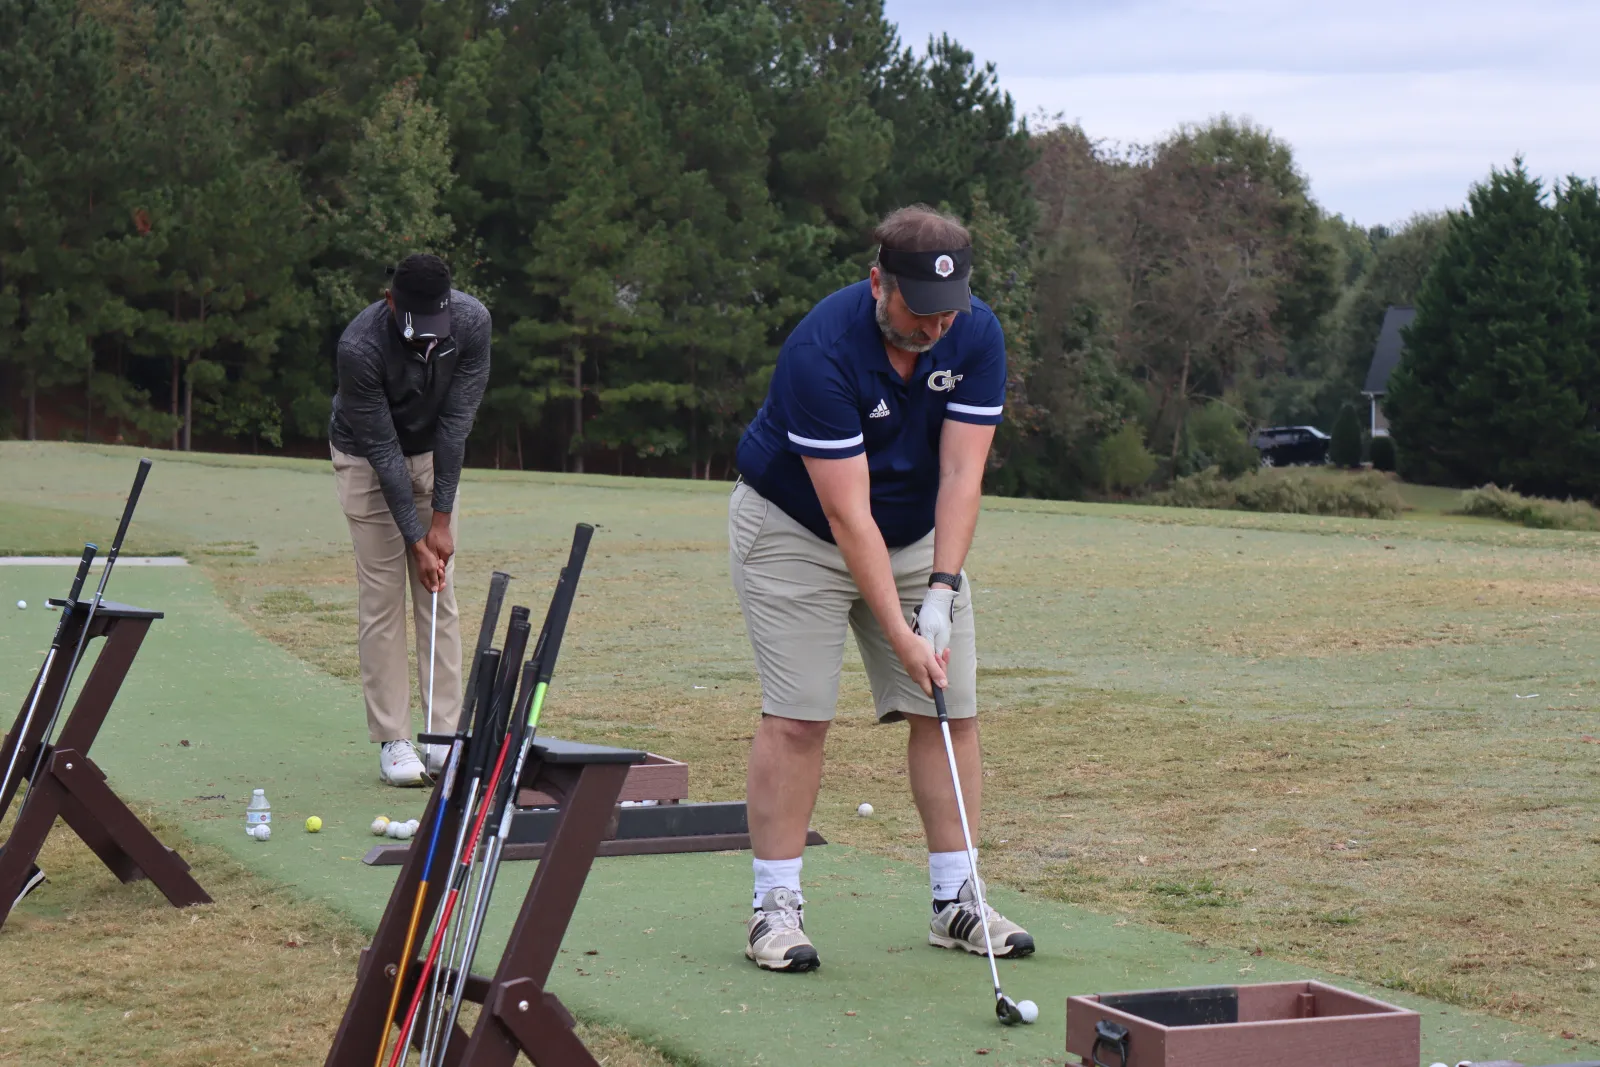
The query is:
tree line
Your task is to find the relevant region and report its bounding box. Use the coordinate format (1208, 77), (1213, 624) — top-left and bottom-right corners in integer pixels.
(4, 1), (1593, 500)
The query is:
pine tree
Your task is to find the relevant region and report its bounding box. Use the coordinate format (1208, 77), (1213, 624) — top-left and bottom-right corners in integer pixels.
(1556, 178), (1600, 493)
(1385, 160), (1595, 496)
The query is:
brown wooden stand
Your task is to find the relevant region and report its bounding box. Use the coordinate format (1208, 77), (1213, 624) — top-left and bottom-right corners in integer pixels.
(0, 598), (210, 930)
(325, 737), (645, 1067)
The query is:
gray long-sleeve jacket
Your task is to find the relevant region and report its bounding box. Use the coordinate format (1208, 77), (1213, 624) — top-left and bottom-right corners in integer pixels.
(328, 291), (491, 545)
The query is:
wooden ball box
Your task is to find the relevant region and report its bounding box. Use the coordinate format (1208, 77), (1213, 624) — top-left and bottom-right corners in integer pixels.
(1066, 981), (1420, 1067)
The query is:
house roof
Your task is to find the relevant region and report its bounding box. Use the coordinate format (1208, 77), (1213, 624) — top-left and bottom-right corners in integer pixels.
(1363, 305), (1416, 395)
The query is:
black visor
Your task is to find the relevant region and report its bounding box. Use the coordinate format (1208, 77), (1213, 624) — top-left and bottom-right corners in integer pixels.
(392, 288), (452, 341)
(877, 246), (973, 315)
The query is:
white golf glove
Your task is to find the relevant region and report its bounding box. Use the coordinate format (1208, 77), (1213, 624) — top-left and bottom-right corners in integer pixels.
(915, 587), (957, 656)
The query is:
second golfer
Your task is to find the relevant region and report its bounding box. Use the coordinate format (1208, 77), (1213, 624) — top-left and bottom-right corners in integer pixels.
(730, 204), (1034, 972)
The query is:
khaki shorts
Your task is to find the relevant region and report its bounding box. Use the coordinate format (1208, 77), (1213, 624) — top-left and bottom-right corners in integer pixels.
(728, 481), (977, 722)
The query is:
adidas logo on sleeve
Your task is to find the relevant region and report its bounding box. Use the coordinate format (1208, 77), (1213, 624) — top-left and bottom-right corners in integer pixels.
(868, 399), (891, 418)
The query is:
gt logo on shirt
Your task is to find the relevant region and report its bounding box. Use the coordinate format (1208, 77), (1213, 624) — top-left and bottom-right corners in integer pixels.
(926, 369), (964, 392)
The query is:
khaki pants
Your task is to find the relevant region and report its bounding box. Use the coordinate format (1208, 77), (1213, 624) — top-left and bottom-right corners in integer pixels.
(728, 481), (977, 722)
(331, 445), (463, 743)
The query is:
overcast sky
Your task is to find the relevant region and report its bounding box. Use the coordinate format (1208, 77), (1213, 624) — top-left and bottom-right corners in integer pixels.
(881, 0), (1600, 228)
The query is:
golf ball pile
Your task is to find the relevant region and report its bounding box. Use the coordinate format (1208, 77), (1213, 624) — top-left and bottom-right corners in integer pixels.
(251, 824), (271, 842)
(857, 802), (873, 816)
(1016, 999), (1038, 1024)
(382, 818), (418, 840)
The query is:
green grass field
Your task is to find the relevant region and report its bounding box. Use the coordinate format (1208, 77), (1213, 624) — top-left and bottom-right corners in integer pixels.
(1, 441), (1596, 1065)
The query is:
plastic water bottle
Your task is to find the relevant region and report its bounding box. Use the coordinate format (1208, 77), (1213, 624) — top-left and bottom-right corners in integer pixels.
(246, 789), (271, 837)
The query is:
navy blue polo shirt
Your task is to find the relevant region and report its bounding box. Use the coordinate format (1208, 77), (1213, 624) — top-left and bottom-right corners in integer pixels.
(735, 280), (1006, 547)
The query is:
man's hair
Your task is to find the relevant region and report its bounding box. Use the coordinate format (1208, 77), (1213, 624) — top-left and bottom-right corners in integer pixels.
(873, 204), (971, 254)
(871, 205), (970, 292)
(391, 253), (452, 299)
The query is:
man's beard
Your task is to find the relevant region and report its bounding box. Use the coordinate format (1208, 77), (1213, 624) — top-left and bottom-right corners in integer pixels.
(875, 288), (938, 353)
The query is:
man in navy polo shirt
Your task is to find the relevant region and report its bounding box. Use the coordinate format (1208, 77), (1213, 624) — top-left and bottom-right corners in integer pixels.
(730, 205), (1035, 972)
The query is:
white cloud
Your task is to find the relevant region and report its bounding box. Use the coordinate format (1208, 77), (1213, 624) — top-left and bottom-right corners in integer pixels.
(884, 0), (1600, 226)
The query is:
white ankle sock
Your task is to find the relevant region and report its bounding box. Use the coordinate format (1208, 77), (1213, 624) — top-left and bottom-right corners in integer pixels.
(929, 850), (971, 903)
(752, 856), (803, 909)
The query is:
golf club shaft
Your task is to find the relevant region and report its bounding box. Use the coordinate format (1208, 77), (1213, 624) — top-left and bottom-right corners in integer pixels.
(390, 614), (531, 1067)
(933, 687), (1005, 998)
(372, 739), (462, 1067)
(26, 458), (151, 795)
(411, 641), (503, 1062)
(0, 543), (97, 821)
(388, 713), (520, 1067)
(416, 637), (515, 1047)
(433, 662), (544, 1060)
(426, 590), (437, 736)
(430, 526), (592, 1065)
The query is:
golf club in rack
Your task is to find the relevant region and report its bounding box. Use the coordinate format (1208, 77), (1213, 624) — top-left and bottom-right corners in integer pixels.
(0, 543), (97, 822)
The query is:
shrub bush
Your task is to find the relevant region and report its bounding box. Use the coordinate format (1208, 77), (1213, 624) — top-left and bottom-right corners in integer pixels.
(1330, 403), (1363, 468)
(1152, 467), (1404, 519)
(1457, 484), (1600, 530)
(1368, 434), (1397, 472)
(1097, 423), (1158, 494)
(1183, 403), (1259, 478)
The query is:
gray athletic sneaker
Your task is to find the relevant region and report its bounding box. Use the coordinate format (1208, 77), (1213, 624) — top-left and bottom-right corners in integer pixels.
(745, 887), (820, 972)
(930, 877), (1035, 958)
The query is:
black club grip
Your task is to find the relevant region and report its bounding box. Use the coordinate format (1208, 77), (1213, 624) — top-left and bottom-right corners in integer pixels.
(68, 544), (98, 602)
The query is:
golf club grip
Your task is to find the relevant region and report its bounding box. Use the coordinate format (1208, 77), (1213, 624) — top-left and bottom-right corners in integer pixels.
(932, 684), (950, 722)
(487, 660), (540, 819)
(489, 613), (532, 733)
(467, 649), (501, 779)
(107, 458), (153, 561)
(68, 544), (98, 602)
(461, 571), (512, 728)
(535, 524), (594, 684)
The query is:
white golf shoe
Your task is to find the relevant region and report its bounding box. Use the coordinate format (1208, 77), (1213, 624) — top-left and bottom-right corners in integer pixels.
(423, 743), (449, 777)
(379, 739), (428, 787)
(745, 887), (820, 972)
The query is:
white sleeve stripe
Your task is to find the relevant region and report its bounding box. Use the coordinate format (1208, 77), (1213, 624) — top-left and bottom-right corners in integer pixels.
(787, 431), (865, 450)
(946, 402), (1003, 417)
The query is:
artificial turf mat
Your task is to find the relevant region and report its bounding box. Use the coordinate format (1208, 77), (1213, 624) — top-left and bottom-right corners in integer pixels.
(0, 563), (1591, 1066)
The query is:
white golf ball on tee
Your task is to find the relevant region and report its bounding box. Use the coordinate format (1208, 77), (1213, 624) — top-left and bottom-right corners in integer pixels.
(857, 802), (873, 816)
(1017, 999), (1038, 1023)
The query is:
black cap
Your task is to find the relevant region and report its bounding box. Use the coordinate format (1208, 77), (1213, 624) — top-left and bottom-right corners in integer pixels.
(877, 245), (973, 315)
(390, 256), (453, 340)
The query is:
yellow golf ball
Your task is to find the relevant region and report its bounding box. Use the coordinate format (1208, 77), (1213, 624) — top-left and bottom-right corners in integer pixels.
(305, 815), (323, 833)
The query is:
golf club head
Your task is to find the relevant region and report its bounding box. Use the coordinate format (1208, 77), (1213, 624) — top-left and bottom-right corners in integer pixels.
(996, 994), (1023, 1026)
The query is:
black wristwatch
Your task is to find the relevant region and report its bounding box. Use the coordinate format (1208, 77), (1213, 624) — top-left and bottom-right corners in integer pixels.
(928, 571), (962, 591)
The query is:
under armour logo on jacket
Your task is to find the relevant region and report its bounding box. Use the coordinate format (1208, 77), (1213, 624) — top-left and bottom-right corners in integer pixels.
(868, 399), (891, 418)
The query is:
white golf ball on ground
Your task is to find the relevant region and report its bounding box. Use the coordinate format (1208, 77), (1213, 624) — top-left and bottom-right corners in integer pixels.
(16, 600), (25, 610)
(1016, 999), (1038, 1024)
(857, 802), (873, 816)
(371, 816), (390, 836)
(252, 824), (271, 842)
